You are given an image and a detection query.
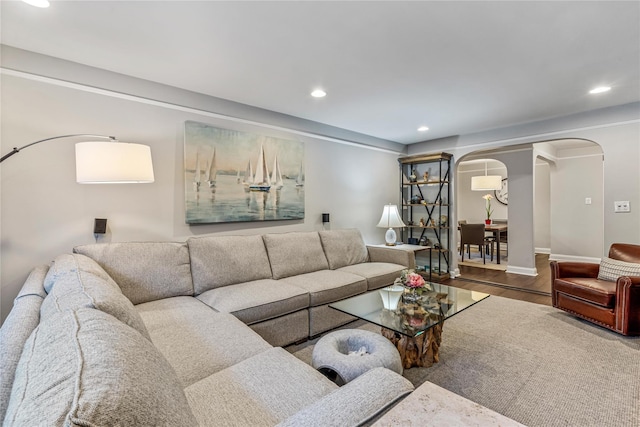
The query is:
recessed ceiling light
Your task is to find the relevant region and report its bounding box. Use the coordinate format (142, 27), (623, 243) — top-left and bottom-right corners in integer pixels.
(589, 86), (611, 94)
(417, 126), (429, 132)
(311, 89), (326, 98)
(22, 0), (50, 7)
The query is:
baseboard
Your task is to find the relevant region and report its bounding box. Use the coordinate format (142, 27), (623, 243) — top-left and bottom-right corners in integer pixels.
(505, 265), (538, 276)
(549, 253), (601, 263)
(535, 247), (551, 254)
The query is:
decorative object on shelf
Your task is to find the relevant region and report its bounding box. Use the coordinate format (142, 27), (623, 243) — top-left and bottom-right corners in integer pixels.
(483, 193), (494, 224)
(419, 236), (429, 246)
(471, 161), (502, 191)
(419, 218), (426, 227)
(409, 169), (418, 182)
(408, 237), (419, 244)
(494, 177), (508, 205)
(410, 194), (422, 204)
(0, 134), (155, 184)
(423, 171), (429, 182)
(438, 215), (448, 226)
(377, 204), (406, 246)
(378, 285), (404, 310)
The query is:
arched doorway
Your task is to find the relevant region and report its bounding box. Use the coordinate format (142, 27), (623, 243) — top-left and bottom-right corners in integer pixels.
(452, 139), (603, 294)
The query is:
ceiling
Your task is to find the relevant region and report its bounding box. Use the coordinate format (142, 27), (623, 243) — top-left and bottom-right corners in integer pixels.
(2, 1), (639, 145)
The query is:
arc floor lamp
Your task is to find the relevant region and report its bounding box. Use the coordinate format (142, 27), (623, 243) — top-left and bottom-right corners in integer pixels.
(0, 134), (154, 183)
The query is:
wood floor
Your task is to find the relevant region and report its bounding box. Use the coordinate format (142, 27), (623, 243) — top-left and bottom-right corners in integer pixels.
(442, 253), (552, 306)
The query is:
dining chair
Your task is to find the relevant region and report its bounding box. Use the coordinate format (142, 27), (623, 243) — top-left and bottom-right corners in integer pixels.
(459, 223), (494, 264)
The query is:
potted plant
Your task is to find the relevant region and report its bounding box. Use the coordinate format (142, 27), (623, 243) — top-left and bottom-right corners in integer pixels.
(482, 193), (494, 225)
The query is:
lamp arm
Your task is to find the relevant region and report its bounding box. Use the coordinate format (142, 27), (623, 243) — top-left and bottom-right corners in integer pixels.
(0, 134), (116, 163)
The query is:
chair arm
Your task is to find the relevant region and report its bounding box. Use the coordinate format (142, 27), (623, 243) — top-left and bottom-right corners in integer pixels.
(615, 276), (640, 335)
(550, 261), (600, 281)
(276, 367), (413, 427)
(367, 246), (415, 269)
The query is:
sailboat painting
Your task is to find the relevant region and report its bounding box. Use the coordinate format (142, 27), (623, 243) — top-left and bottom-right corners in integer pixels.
(184, 120), (304, 224)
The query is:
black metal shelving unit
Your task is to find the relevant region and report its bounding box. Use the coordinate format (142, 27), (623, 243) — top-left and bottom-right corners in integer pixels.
(398, 153), (452, 281)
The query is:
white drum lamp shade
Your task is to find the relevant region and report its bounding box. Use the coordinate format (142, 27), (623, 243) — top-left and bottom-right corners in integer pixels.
(76, 141), (155, 184)
(471, 175), (502, 191)
(471, 161), (501, 191)
(376, 204), (406, 246)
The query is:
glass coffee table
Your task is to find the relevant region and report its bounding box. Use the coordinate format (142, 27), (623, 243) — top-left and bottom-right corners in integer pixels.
(329, 284), (489, 368)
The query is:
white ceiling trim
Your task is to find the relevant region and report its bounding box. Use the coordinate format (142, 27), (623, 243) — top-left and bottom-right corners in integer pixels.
(1, 67), (405, 156)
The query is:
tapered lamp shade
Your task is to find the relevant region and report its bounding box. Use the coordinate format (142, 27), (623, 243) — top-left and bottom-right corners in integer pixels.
(75, 141), (155, 184)
(376, 204), (406, 246)
(471, 175), (501, 191)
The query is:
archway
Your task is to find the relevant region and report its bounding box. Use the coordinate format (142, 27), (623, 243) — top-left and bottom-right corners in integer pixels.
(451, 138), (603, 294)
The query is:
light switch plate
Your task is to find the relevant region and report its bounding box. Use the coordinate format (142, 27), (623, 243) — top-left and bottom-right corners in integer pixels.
(614, 201), (630, 213)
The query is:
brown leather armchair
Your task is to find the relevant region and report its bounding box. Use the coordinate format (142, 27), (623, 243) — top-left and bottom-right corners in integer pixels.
(551, 243), (640, 336)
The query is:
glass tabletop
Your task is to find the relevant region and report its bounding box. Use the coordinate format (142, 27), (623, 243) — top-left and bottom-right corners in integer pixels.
(329, 284), (489, 338)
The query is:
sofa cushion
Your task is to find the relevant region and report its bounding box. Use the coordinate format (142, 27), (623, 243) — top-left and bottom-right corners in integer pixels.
(4, 308), (197, 427)
(597, 257), (640, 282)
(197, 279), (309, 325)
(553, 277), (616, 307)
(338, 262), (405, 290)
(184, 347), (337, 426)
(73, 242), (193, 305)
(264, 232), (330, 279)
(0, 265), (49, 422)
(136, 296), (272, 387)
(188, 235), (273, 294)
(319, 229), (369, 270)
(281, 270), (367, 306)
(40, 254), (151, 340)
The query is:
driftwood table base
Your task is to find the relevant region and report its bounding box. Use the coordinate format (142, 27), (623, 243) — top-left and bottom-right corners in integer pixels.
(381, 323), (443, 369)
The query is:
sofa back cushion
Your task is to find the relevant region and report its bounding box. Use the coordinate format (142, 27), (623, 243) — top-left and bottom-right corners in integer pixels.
(319, 229), (369, 270)
(73, 242), (194, 305)
(41, 254), (150, 340)
(4, 308), (197, 427)
(0, 265), (49, 422)
(188, 235), (274, 295)
(263, 232), (329, 279)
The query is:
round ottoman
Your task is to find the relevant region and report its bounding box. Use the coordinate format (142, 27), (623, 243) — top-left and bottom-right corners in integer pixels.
(311, 329), (403, 385)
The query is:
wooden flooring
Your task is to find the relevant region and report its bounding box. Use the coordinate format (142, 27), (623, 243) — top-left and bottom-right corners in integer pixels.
(441, 253), (552, 306)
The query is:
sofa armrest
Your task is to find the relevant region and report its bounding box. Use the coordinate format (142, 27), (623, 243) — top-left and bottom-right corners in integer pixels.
(367, 246), (415, 269)
(615, 276), (640, 335)
(550, 261), (600, 281)
(276, 367), (413, 427)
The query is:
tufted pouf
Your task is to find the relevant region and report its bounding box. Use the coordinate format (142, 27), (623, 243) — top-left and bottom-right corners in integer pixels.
(311, 329), (403, 385)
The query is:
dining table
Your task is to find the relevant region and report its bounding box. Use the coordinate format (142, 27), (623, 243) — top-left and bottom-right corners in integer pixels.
(484, 223), (507, 264)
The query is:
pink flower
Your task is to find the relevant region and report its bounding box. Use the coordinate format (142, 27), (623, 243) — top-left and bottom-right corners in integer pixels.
(405, 273), (425, 288)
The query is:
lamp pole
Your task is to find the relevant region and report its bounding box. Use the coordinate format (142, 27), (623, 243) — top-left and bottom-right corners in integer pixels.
(0, 134), (116, 163)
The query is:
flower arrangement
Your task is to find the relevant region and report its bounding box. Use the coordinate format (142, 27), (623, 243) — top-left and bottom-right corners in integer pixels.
(482, 193), (494, 220)
(394, 269), (431, 293)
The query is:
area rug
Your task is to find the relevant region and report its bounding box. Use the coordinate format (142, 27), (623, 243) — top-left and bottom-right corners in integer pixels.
(458, 259), (507, 271)
(285, 296), (640, 427)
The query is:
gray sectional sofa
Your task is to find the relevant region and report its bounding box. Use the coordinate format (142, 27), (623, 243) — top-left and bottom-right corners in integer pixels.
(1, 229), (415, 426)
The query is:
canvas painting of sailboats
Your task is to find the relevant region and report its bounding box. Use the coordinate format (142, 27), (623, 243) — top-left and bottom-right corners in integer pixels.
(184, 121), (305, 224)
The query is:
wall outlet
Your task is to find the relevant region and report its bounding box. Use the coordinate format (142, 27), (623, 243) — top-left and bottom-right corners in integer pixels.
(585, 197), (592, 205)
(614, 201), (630, 213)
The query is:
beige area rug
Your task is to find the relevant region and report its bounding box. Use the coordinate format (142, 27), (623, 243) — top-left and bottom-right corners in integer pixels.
(285, 296), (640, 427)
(458, 259), (507, 271)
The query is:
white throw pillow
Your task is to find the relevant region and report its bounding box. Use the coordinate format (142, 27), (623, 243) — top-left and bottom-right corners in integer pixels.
(597, 257), (640, 282)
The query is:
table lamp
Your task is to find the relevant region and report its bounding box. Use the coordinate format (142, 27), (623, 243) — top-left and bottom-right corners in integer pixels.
(377, 204), (406, 246)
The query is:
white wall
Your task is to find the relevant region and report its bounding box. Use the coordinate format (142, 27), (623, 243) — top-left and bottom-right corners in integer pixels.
(534, 160), (551, 251)
(549, 146), (604, 259)
(0, 50), (404, 323)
